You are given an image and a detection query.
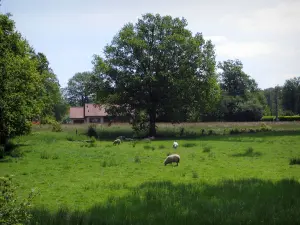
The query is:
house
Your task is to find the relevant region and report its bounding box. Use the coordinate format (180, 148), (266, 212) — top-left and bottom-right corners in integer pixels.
(69, 103), (109, 124)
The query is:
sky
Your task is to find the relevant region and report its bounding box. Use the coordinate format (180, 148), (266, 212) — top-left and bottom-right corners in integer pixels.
(1, 0), (299, 89)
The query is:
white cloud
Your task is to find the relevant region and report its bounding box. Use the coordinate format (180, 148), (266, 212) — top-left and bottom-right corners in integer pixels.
(221, 1), (300, 35)
(204, 36), (276, 58)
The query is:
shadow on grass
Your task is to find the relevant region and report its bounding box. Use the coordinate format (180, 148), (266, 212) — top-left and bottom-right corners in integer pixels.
(30, 178), (300, 225)
(92, 129), (300, 142)
(231, 148), (262, 157)
(0, 143), (29, 163)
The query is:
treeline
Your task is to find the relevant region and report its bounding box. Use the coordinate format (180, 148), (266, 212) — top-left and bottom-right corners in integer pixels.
(1, 12), (300, 141)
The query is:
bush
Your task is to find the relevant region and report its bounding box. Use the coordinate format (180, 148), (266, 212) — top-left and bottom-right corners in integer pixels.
(0, 176), (37, 225)
(52, 122), (62, 132)
(278, 116), (300, 121)
(259, 123), (272, 132)
(87, 124), (97, 138)
(261, 116), (275, 121)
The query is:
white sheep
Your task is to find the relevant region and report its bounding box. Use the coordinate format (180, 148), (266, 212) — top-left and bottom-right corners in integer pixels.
(113, 138), (121, 145)
(164, 154), (180, 166)
(173, 141), (179, 149)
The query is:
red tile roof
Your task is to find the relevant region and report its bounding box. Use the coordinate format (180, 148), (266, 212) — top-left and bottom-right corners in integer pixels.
(69, 104), (108, 119)
(84, 104), (108, 117)
(69, 107), (84, 119)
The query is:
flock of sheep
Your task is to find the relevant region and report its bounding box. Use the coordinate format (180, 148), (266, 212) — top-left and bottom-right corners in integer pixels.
(113, 137), (180, 166)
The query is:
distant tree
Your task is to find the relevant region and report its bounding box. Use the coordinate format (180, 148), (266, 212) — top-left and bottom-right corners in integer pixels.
(218, 59), (258, 97)
(0, 13), (44, 145)
(282, 77), (300, 115)
(64, 72), (95, 106)
(31, 52), (64, 122)
(216, 59), (267, 121)
(92, 13), (220, 136)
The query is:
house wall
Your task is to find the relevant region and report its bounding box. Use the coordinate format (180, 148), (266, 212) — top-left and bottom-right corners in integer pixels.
(86, 117), (104, 124)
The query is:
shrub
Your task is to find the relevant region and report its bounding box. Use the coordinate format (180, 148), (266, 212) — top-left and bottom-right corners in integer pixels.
(87, 124), (97, 138)
(51, 122), (62, 132)
(203, 146), (212, 153)
(259, 123), (272, 132)
(278, 116), (300, 121)
(0, 176), (37, 225)
(261, 116), (275, 121)
(230, 128), (240, 135)
(289, 158), (300, 165)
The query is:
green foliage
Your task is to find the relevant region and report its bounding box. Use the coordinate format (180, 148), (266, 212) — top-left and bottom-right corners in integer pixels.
(51, 122), (62, 132)
(63, 72), (96, 106)
(282, 77), (300, 115)
(0, 176), (37, 225)
(261, 116), (275, 121)
(278, 116), (300, 121)
(0, 13), (63, 144)
(87, 124), (97, 138)
(92, 13), (220, 136)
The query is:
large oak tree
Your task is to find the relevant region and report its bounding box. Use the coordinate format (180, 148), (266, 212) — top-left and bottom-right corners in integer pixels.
(92, 13), (220, 136)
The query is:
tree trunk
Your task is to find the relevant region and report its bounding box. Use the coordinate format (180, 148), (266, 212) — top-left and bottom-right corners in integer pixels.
(148, 109), (157, 137)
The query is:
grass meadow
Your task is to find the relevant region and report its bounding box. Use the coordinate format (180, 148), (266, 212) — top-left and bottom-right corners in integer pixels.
(1, 122), (300, 224)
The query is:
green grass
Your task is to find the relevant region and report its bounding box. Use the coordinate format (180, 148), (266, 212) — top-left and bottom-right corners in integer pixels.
(1, 123), (300, 224)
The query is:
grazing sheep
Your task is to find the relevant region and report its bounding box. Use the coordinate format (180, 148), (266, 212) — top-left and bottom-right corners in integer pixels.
(164, 154), (180, 166)
(113, 139), (121, 145)
(173, 141), (179, 149)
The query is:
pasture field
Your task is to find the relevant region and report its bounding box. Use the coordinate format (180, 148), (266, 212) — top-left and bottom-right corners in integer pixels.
(1, 122), (300, 225)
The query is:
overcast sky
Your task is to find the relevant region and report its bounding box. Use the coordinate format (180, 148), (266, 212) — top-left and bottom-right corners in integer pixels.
(1, 0), (299, 89)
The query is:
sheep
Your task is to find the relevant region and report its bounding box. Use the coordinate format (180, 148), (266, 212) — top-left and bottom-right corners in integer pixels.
(113, 138), (121, 145)
(173, 141), (179, 149)
(164, 154), (180, 166)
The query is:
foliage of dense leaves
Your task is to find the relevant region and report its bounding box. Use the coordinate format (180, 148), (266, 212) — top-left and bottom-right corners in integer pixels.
(92, 13), (220, 135)
(63, 71), (96, 106)
(0, 13), (66, 145)
(0, 176), (37, 225)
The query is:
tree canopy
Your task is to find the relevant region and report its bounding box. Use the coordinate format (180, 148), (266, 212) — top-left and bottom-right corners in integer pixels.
(92, 13), (220, 136)
(0, 13), (66, 145)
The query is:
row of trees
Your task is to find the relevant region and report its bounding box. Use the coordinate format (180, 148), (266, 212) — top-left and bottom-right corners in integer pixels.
(2, 10), (299, 140)
(0, 12), (68, 145)
(62, 13), (300, 135)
